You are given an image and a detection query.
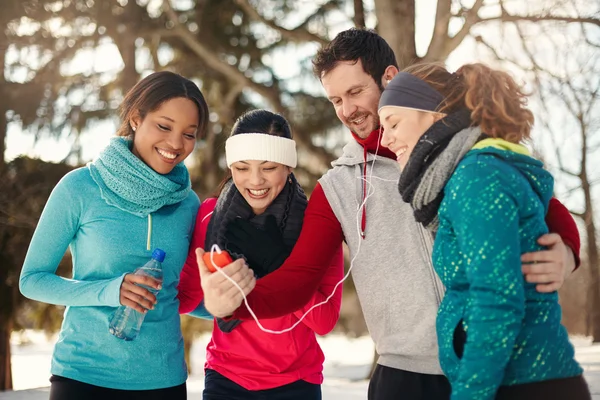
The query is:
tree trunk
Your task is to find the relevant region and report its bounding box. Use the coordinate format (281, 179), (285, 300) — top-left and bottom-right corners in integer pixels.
(0, 40), (7, 169)
(114, 1), (140, 92)
(118, 38), (138, 92)
(0, 318), (13, 391)
(582, 178), (600, 342)
(576, 112), (600, 342)
(353, 0), (366, 28)
(199, 127), (219, 196)
(0, 107), (6, 169)
(373, 0), (417, 68)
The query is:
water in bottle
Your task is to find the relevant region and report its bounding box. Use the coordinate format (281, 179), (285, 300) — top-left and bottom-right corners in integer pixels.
(109, 248), (165, 341)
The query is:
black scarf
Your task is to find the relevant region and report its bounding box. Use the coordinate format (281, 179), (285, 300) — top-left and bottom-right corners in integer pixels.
(397, 109), (480, 230)
(205, 174), (307, 332)
(205, 174), (307, 257)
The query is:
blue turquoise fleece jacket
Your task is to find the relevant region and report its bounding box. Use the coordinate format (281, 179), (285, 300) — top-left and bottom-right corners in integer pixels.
(19, 167), (199, 390)
(433, 143), (582, 400)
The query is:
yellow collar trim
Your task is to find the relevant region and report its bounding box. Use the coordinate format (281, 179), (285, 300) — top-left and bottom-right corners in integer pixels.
(472, 138), (530, 156)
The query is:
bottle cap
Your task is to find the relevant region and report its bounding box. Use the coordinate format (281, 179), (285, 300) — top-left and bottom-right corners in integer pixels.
(152, 248), (166, 262)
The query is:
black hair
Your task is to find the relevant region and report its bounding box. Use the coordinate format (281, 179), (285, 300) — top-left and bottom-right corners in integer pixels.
(213, 109), (293, 197)
(312, 28), (398, 90)
(117, 71), (209, 139)
(230, 109), (292, 139)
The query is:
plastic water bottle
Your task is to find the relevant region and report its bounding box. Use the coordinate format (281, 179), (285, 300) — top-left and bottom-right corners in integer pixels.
(109, 248), (166, 341)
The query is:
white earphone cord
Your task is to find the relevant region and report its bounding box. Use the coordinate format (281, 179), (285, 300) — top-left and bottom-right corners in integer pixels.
(208, 128), (391, 334)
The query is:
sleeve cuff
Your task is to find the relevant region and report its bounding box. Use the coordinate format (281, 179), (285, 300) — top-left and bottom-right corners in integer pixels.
(563, 238), (581, 271)
(100, 273), (127, 307)
(187, 300), (214, 320)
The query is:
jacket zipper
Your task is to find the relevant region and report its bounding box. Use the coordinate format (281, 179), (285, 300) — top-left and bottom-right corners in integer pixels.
(419, 225), (446, 305)
(147, 214), (152, 251)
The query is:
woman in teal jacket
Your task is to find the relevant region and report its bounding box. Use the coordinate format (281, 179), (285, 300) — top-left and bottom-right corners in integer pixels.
(378, 63), (590, 400)
(19, 71), (215, 399)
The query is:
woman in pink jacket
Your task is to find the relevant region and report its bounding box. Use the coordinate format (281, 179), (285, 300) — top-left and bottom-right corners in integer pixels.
(178, 109), (344, 400)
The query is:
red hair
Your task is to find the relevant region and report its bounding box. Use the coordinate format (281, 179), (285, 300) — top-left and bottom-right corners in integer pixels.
(402, 63), (534, 143)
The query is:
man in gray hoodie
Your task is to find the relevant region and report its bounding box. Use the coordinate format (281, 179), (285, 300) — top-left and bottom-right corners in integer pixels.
(199, 28), (580, 400)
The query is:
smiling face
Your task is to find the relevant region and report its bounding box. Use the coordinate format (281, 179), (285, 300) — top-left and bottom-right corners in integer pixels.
(130, 97), (199, 175)
(321, 60), (384, 138)
(230, 160), (291, 215)
(379, 106), (442, 168)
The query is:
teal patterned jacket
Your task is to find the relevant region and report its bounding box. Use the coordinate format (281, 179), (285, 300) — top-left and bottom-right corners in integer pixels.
(433, 139), (582, 400)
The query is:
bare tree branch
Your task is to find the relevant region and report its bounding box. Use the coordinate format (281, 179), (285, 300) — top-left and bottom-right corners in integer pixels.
(473, 35), (527, 69)
(583, 28), (600, 48)
(512, 21), (546, 73)
(480, 13), (600, 27)
(294, 1), (340, 32)
(161, 0), (335, 167)
(538, 80), (583, 181)
(220, 83), (245, 124)
(426, 0), (485, 62)
(423, 0), (451, 61)
(162, 1), (281, 106)
(559, 166), (582, 178)
(149, 33), (162, 70)
(234, 0), (328, 45)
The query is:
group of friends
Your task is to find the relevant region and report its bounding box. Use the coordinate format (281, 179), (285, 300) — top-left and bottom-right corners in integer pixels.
(19, 28), (591, 400)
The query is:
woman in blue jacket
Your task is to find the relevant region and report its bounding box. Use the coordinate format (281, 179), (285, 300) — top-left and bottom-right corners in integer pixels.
(19, 71), (226, 399)
(378, 63), (590, 400)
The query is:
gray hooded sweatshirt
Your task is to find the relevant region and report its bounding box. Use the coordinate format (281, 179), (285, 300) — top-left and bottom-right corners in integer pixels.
(319, 139), (445, 374)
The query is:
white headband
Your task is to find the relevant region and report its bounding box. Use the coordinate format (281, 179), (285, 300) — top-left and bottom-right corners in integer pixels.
(225, 133), (297, 168)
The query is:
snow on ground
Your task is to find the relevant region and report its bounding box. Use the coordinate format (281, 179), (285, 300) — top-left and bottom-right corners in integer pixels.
(3, 331), (600, 399)
(4, 330), (372, 399)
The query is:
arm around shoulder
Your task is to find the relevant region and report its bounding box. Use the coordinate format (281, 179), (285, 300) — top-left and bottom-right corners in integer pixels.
(232, 183), (345, 320)
(545, 197), (580, 270)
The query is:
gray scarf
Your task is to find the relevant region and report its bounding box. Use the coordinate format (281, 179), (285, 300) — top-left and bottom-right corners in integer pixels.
(412, 126), (484, 232)
(397, 109), (484, 232)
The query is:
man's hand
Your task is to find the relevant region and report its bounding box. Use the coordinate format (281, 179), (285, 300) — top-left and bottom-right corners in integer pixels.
(521, 233), (576, 293)
(196, 248), (256, 318)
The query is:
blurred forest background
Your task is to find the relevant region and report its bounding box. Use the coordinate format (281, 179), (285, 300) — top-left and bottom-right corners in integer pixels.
(0, 0), (598, 391)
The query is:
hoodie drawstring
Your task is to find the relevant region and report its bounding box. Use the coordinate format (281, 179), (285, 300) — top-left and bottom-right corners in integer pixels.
(352, 127), (397, 240)
(147, 214), (153, 251)
(360, 146), (368, 239)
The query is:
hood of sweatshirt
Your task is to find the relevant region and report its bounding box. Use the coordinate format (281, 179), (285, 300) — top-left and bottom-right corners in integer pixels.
(466, 138), (553, 208)
(333, 128), (395, 167)
(331, 127), (398, 238)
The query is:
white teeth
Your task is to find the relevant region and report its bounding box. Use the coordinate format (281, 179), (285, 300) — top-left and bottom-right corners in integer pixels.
(395, 148), (407, 159)
(249, 188), (269, 196)
(351, 116), (366, 125)
(157, 149), (177, 159)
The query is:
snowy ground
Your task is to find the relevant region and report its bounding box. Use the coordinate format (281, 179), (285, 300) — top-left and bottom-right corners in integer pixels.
(3, 331), (372, 399)
(2, 331), (600, 399)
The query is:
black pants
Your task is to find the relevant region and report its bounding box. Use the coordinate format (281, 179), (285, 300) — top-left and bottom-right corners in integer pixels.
(496, 375), (591, 400)
(203, 369), (322, 400)
(367, 365), (451, 400)
(49, 375), (187, 400)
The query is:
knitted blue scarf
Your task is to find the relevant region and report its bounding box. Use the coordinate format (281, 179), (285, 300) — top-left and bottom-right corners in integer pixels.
(88, 137), (191, 217)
